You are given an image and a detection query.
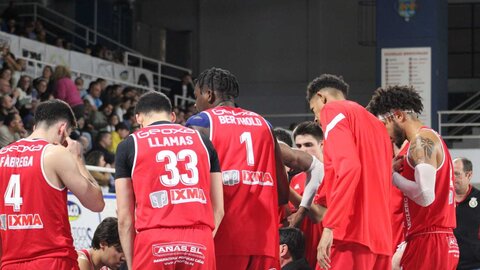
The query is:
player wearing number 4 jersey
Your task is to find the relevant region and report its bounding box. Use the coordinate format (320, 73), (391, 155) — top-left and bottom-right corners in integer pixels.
(0, 100), (104, 270)
(115, 91), (224, 270)
(186, 67), (290, 270)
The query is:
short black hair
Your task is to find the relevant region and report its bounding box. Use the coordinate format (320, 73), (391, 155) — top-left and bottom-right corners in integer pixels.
(88, 81), (100, 90)
(367, 85), (423, 116)
(307, 74), (349, 101)
(456, 157), (473, 173)
(96, 131), (111, 144)
(274, 127), (293, 147)
(135, 91), (172, 115)
(293, 121), (323, 141)
(279, 227), (305, 261)
(34, 100), (76, 128)
(91, 217), (122, 250)
(115, 122), (129, 132)
(4, 112), (18, 126)
(195, 67), (239, 100)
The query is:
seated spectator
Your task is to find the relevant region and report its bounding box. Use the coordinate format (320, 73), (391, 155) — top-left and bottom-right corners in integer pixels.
(74, 77), (87, 98)
(0, 112), (26, 147)
(89, 103), (113, 131)
(0, 78), (11, 96)
(0, 46), (20, 72)
(52, 65), (84, 120)
(36, 30), (46, 43)
(102, 84), (122, 105)
(91, 131), (115, 165)
(33, 78), (53, 102)
(85, 150), (113, 192)
(54, 37), (65, 49)
(108, 122), (129, 154)
(122, 107), (136, 131)
(105, 113), (119, 133)
(0, 94), (16, 123)
(15, 75), (33, 108)
(84, 81), (103, 110)
(23, 21), (36, 40)
(114, 97), (132, 122)
(0, 67), (13, 87)
(4, 18), (17, 35)
(279, 227), (311, 270)
(42, 65), (53, 82)
(77, 217), (125, 270)
(71, 117), (92, 152)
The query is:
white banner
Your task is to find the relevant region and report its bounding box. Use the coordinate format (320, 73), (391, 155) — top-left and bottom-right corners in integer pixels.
(70, 51), (93, 74)
(19, 37), (45, 62)
(68, 192), (117, 250)
(0, 31), (20, 56)
(134, 67), (154, 88)
(93, 58), (114, 79)
(113, 64), (135, 84)
(45, 44), (70, 67)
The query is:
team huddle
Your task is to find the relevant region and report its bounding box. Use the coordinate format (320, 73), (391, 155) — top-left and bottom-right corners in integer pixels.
(0, 67), (460, 270)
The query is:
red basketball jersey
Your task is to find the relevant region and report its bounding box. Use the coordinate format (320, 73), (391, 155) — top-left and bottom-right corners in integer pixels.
(204, 106), (279, 257)
(391, 144), (408, 253)
(401, 127), (456, 238)
(131, 123), (215, 231)
(0, 139), (77, 266)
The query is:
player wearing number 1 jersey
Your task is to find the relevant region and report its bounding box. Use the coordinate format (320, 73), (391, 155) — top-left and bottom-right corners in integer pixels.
(115, 91), (224, 270)
(186, 67), (289, 270)
(0, 100), (104, 270)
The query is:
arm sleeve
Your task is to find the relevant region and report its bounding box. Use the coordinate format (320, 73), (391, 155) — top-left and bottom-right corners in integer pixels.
(299, 157), (324, 208)
(320, 105), (362, 230)
(199, 133), (221, 173)
(186, 112), (210, 128)
(392, 163), (436, 207)
(114, 136), (135, 179)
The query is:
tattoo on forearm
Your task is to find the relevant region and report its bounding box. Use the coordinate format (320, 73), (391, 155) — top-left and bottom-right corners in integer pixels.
(408, 136), (435, 166)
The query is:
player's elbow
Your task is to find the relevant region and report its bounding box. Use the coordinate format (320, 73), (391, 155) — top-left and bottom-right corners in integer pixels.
(88, 198), (105, 212)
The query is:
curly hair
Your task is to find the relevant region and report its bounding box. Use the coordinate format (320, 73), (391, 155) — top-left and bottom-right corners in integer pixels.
(366, 85), (423, 116)
(195, 67), (239, 100)
(306, 74), (349, 101)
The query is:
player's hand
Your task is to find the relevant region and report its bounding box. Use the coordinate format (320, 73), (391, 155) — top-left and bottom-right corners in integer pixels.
(317, 227), (333, 269)
(65, 136), (83, 159)
(287, 207), (307, 228)
(392, 155), (404, 173)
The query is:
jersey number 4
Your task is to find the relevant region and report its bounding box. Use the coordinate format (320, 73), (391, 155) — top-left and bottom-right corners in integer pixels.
(4, 174), (23, 212)
(157, 149), (199, 186)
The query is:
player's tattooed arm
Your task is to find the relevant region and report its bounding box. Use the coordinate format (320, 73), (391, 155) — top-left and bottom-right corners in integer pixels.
(407, 131), (439, 169)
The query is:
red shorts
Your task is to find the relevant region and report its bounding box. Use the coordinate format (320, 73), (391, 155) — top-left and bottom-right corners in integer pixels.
(315, 241), (390, 270)
(1, 257), (79, 270)
(216, 255), (280, 270)
(401, 232), (459, 270)
(133, 225), (215, 270)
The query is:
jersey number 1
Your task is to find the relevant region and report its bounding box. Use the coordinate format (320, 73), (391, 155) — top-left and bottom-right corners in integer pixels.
(240, 132), (255, 166)
(4, 174), (23, 212)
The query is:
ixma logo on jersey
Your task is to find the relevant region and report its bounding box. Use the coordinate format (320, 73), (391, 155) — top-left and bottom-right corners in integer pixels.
(0, 213), (44, 230)
(150, 188), (207, 209)
(222, 170), (274, 186)
(152, 242), (206, 266)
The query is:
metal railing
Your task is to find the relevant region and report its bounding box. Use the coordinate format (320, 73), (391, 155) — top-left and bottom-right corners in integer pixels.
(438, 110), (480, 140)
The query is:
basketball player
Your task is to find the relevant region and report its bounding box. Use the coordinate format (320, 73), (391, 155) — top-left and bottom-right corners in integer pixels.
(307, 74), (393, 270)
(186, 67), (289, 270)
(115, 91), (223, 270)
(77, 217), (125, 270)
(367, 85), (458, 269)
(0, 100), (105, 270)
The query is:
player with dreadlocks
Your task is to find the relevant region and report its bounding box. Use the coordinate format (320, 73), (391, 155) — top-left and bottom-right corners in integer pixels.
(367, 85), (459, 270)
(186, 67), (290, 270)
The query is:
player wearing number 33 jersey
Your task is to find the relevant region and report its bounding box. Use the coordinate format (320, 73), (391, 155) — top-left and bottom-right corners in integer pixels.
(0, 100), (105, 270)
(186, 67), (289, 270)
(115, 92), (223, 270)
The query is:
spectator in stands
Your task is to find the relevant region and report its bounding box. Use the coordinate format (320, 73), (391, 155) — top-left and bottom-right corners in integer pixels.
(23, 21), (36, 40)
(34, 20), (44, 35)
(52, 65), (85, 120)
(91, 131), (115, 165)
(84, 81), (103, 111)
(36, 30), (47, 43)
(42, 65), (53, 82)
(0, 94), (16, 123)
(75, 77), (87, 98)
(4, 18), (17, 35)
(102, 84), (122, 105)
(71, 116), (93, 152)
(279, 227), (311, 270)
(0, 45), (20, 72)
(114, 97), (132, 122)
(0, 78), (11, 95)
(0, 112), (26, 147)
(85, 47), (93, 56)
(34, 78), (53, 101)
(89, 103), (113, 131)
(54, 37), (65, 49)
(15, 75), (33, 105)
(169, 72), (194, 109)
(108, 122), (129, 154)
(122, 107), (136, 131)
(122, 87), (137, 99)
(105, 114), (119, 133)
(86, 150), (113, 192)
